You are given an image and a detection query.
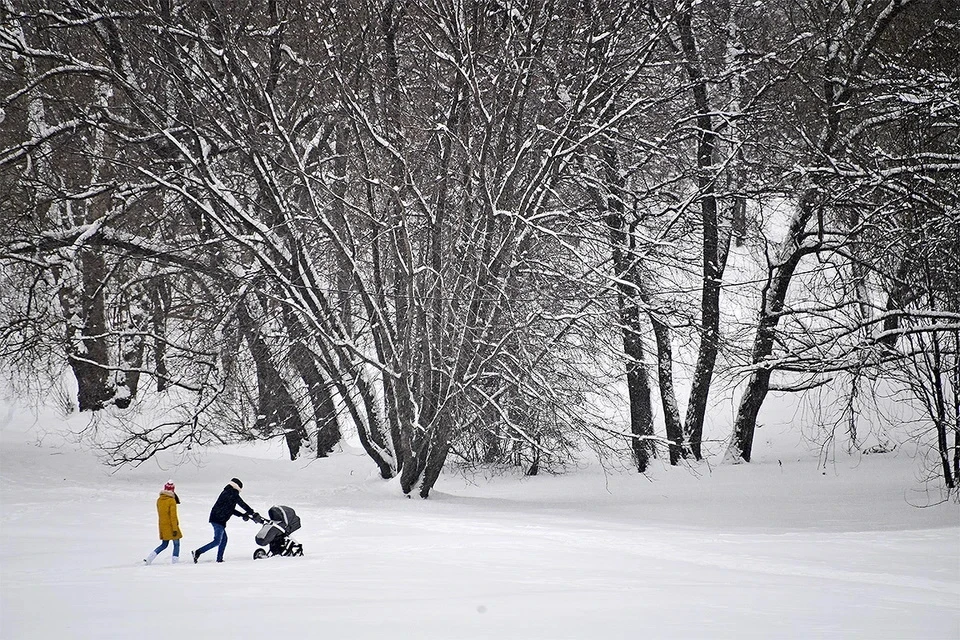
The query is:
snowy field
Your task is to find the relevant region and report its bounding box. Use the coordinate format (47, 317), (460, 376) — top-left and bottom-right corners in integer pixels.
(1, 403), (957, 640)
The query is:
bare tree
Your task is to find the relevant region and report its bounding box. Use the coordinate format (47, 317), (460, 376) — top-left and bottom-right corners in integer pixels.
(728, 0), (959, 462)
(3, 0), (956, 495)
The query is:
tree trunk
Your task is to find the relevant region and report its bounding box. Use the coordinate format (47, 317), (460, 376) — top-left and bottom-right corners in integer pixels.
(926, 263), (955, 489)
(114, 278), (149, 409)
(398, 399), (429, 495)
(728, 266), (802, 462)
(599, 147), (656, 472)
(330, 124), (354, 333)
(312, 381), (342, 457)
(729, 192), (816, 461)
(236, 301), (308, 460)
(953, 331), (960, 484)
(648, 311), (685, 464)
(58, 251), (114, 412)
(284, 311), (342, 457)
(677, 4), (723, 462)
(877, 257), (912, 349)
(625, 318), (656, 472)
(150, 277), (171, 392)
(728, 0), (912, 462)
(419, 415), (454, 498)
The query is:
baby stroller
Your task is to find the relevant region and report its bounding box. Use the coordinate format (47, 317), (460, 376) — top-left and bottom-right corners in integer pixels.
(252, 505), (304, 559)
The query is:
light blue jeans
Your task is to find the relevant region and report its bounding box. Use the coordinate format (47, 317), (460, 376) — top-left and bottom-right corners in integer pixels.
(153, 539), (180, 557)
(196, 523), (228, 561)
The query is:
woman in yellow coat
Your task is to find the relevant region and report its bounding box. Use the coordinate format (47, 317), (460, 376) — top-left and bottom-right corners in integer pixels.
(144, 481), (182, 564)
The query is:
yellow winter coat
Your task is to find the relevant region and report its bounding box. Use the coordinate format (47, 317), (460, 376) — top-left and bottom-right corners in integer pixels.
(157, 491), (182, 541)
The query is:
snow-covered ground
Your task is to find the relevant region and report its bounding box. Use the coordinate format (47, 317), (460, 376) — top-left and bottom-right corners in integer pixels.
(1, 402), (957, 639)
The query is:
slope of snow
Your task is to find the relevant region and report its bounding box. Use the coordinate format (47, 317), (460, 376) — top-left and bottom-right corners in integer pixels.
(0, 403), (957, 640)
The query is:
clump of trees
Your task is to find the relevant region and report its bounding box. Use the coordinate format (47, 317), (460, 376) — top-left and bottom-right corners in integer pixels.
(2, 0), (957, 496)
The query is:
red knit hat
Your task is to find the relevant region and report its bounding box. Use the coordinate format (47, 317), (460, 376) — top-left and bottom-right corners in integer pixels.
(163, 480), (175, 492)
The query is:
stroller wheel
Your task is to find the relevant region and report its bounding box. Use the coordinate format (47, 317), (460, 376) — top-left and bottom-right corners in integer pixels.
(253, 549), (267, 560)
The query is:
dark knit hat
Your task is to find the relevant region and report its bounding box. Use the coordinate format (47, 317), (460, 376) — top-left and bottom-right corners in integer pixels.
(231, 477), (243, 489)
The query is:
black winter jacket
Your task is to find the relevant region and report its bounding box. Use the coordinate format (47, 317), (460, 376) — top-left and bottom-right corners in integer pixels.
(208, 484), (253, 525)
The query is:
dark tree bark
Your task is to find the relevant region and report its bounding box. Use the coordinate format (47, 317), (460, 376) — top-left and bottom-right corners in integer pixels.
(648, 308), (685, 465)
(676, 4), (724, 461)
(624, 315), (656, 471)
(591, 142), (657, 471)
(236, 301), (308, 460)
(283, 309), (342, 457)
(923, 258), (956, 489)
(729, 192), (818, 461)
(728, 0), (915, 462)
(877, 257), (913, 350)
(330, 124), (354, 334)
(313, 381), (342, 458)
(418, 415), (454, 498)
(602, 150), (656, 471)
(150, 277), (171, 392)
(953, 330), (959, 485)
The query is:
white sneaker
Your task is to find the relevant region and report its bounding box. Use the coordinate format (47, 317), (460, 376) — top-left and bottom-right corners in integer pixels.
(144, 551), (158, 565)
(172, 556), (180, 564)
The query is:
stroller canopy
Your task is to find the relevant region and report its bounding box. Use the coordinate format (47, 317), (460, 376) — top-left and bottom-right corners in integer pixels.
(268, 505), (301, 535)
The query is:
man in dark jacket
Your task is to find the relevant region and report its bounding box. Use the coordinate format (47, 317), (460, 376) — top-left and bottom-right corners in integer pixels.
(192, 478), (256, 563)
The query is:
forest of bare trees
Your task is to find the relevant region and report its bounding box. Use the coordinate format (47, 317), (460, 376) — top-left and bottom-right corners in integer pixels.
(1, 0), (958, 496)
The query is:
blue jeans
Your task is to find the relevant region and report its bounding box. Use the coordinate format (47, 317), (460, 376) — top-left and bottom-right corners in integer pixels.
(196, 523), (228, 561)
(153, 539), (180, 557)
